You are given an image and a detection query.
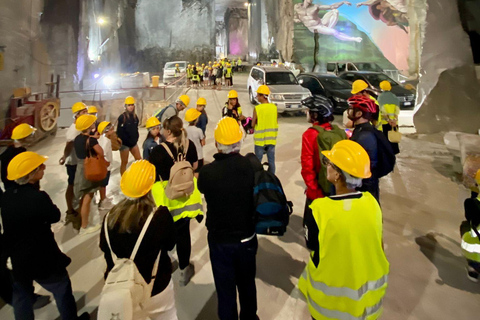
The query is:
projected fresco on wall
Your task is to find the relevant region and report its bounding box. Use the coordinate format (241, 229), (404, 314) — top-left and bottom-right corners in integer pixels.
(293, 0), (410, 74)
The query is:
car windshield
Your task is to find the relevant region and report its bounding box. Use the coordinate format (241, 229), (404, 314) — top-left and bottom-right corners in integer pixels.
(165, 62), (186, 69)
(356, 63), (383, 72)
(265, 72), (298, 85)
(319, 77), (351, 90)
(364, 74), (397, 87)
(326, 63), (336, 72)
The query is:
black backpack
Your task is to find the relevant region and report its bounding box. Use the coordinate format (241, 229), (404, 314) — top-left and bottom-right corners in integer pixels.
(246, 153), (293, 236)
(355, 125), (396, 178)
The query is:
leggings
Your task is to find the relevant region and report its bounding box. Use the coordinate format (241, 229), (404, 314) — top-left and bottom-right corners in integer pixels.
(174, 218), (191, 270)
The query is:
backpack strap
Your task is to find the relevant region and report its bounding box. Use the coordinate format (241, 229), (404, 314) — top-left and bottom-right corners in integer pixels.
(161, 142), (176, 162)
(103, 212), (118, 262)
(130, 211), (155, 260)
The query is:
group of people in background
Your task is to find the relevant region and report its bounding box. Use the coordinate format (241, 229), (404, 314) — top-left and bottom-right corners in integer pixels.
(186, 58), (241, 89)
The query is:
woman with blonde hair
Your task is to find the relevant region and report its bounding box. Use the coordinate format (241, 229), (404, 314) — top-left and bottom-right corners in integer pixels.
(99, 160), (177, 319)
(148, 115), (203, 287)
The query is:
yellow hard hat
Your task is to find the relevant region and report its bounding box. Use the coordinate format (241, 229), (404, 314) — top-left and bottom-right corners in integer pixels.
(257, 63), (261, 66)
(197, 97), (207, 105)
(75, 114), (97, 131)
(196, 62), (199, 65)
(321, 140), (371, 179)
(146, 116), (161, 129)
(214, 117), (243, 145)
(209, 67), (212, 70)
(97, 121), (111, 135)
(209, 61), (212, 64)
(185, 108), (202, 122)
(202, 63), (205, 66)
(475, 169), (480, 185)
(88, 105), (98, 114)
(120, 160), (156, 199)
(7, 151), (48, 180)
(227, 90), (238, 99)
(257, 85), (271, 95)
(351, 80), (369, 94)
(379, 81), (392, 91)
(178, 95), (190, 107)
(125, 96), (136, 105)
(175, 64), (179, 67)
(71, 102), (87, 114)
(11, 123), (36, 140)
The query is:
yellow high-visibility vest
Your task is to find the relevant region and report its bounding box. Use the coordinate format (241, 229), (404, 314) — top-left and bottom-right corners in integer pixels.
(380, 104), (399, 125)
(254, 103), (278, 146)
(151, 179), (204, 222)
(462, 225), (480, 263)
(225, 68), (232, 78)
(298, 192), (389, 320)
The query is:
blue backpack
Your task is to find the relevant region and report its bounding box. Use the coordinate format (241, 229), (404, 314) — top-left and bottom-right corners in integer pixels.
(246, 153), (293, 236)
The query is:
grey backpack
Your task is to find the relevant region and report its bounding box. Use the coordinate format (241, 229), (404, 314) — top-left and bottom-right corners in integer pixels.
(161, 141), (195, 200)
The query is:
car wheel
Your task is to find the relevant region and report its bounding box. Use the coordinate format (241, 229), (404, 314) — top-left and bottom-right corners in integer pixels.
(249, 87), (256, 105)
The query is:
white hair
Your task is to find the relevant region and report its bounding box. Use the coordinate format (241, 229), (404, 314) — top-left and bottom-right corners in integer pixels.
(341, 170), (363, 189)
(216, 141), (242, 154)
(15, 167), (39, 185)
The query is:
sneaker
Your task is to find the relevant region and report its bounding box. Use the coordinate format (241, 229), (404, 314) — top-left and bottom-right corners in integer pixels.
(98, 198), (114, 211)
(79, 224), (101, 236)
(33, 294), (50, 310)
(179, 263), (195, 287)
(466, 266), (479, 283)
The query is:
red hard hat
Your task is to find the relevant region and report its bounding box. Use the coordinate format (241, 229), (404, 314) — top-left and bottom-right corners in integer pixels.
(347, 95), (377, 114)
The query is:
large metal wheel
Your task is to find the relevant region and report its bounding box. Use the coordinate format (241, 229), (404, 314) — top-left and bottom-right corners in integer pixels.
(38, 102), (59, 132)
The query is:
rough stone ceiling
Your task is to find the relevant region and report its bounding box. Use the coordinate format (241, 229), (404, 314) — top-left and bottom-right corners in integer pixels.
(215, 0), (247, 21)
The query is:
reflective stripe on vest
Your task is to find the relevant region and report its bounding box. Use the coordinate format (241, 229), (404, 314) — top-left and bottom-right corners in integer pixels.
(462, 228), (480, 262)
(151, 179), (203, 222)
(380, 104), (398, 124)
(254, 103), (278, 146)
(301, 270), (388, 301)
(298, 192), (389, 320)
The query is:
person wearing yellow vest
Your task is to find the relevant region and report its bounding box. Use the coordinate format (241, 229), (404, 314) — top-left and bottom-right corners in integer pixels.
(461, 169), (480, 282)
(224, 63), (233, 87)
(186, 64), (193, 86)
(299, 139), (389, 320)
(197, 117), (259, 320)
(148, 116), (203, 287)
(378, 80), (400, 154)
(252, 85), (278, 174)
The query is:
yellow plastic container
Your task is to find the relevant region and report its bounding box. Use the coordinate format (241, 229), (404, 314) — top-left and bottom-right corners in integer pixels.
(151, 76), (160, 87)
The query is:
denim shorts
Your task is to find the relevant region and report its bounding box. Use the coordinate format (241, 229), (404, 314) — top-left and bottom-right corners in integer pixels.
(119, 145), (129, 151)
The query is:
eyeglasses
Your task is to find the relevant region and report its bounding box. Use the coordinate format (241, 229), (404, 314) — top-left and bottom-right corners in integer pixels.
(322, 156), (341, 172)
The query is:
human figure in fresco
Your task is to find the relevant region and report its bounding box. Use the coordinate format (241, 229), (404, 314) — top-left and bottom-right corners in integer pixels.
(357, 0), (408, 31)
(294, 0), (363, 43)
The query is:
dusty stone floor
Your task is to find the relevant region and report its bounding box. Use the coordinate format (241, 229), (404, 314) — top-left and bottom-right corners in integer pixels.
(0, 73), (479, 319)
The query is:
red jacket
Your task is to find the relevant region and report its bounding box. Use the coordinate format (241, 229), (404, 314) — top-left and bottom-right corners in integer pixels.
(301, 122), (333, 200)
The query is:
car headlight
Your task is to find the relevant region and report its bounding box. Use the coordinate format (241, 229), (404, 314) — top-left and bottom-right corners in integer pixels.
(270, 94), (284, 100)
(333, 96), (346, 102)
(302, 93), (312, 99)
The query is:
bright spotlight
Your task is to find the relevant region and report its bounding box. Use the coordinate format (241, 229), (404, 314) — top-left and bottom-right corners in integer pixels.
(244, 2), (249, 6)
(103, 76), (114, 87)
(93, 73), (100, 79)
(97, 17), (106, 25)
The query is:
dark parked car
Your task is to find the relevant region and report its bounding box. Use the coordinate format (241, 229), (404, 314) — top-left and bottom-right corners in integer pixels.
(339, 71), (416, 109)
(297, 73), (352, 114)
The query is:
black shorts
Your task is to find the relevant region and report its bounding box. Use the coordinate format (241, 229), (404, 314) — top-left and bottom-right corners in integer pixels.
(66, 164), (77, 186)
(101, 171), (111, 187)
(199, 76), (203, 81)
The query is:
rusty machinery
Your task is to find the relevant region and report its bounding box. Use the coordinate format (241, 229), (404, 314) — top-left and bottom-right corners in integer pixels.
(0, 75), (61, 143)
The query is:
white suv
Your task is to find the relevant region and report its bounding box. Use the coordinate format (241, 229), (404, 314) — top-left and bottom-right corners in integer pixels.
(163, 61), (188, 84)
(247, 66), (311, 113)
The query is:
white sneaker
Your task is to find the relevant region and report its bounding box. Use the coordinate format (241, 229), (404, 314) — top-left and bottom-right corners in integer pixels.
(179, 263), (195, 287)
(79, 224), (101, 236)
(98, 198), (114, 211)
